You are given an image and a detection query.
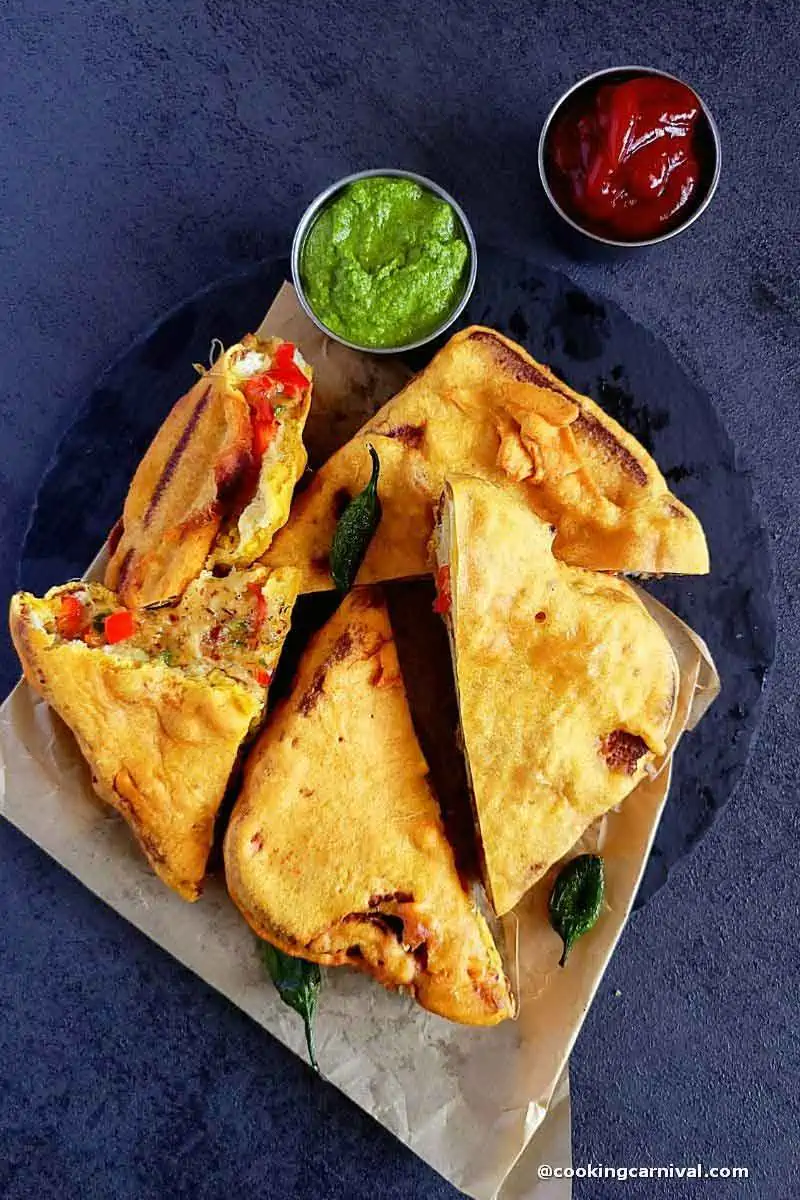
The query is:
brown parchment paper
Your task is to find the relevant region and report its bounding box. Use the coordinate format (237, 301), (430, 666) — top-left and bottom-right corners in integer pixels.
(0, 284), (719, 1200)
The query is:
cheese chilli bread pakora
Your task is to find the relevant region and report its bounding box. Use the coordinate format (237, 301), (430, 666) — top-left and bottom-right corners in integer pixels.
(432, 475), (679, 916)
(224, 587), (514, 1026)
(106, 336), (312, 606)
(10, 566), (299, 900)
(261, 325), (708, 592)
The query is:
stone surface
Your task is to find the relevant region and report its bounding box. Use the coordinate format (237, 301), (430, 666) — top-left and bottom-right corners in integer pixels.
(1, 2), (797, 1198)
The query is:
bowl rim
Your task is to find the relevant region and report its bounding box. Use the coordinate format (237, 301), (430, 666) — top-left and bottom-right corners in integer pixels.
(290, 167), (478, 355)
(537, 64), (722, 248)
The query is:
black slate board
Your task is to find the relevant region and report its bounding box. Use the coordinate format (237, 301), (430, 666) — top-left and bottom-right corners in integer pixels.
(20, 251), (775, 908)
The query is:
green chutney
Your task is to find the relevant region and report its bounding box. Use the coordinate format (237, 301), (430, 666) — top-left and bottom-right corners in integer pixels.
(300, 176), (470, 348)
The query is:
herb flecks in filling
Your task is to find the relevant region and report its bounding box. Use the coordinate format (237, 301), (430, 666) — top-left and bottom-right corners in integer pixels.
(43, 572), (291, 697)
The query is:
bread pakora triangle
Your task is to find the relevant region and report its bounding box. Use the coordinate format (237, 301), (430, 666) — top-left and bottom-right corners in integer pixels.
(10, 566), (299, 900)
(432, 475), (680, 916)
(106, 335), (312, 607)
(224, 587), (514, 1026)
(261, 325), (708, 592)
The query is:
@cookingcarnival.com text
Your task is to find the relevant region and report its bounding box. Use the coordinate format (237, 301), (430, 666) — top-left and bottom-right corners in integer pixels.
(538, 1162), (749, 1182)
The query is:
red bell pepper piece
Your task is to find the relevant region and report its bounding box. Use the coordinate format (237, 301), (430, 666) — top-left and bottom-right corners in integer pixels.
(104, 609), (136, 644)
(241, 375), (272, 408)
(247, 581), (268, 636)
(255, 667), (273, 688)
(270, 342), (308, 395)
(432, 565), (452, 615)
(56, 594), (85, 640)
(241, 375), (279, 458)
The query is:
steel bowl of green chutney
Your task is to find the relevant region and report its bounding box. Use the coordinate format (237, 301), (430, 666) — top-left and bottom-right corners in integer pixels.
(291, 168), (477, 354)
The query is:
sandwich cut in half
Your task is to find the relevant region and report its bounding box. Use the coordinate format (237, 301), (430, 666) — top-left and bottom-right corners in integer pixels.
(106, 335), (312, 607)
(261, 325), (708, 593)
(432, 475), (680, 916)
(224, 587), (514, 1026)
(10, 565), (299, 900)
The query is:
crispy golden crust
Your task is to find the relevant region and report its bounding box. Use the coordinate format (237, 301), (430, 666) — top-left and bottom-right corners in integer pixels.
(9, 569), (299, 900)
(10, 593), (259, 899)
(106, 337), (312, 606)
(105, 373), (251, 606)
(435, 476), (680, 915)
(261, 325), (708, 591)
(224, 588), (514, 1026)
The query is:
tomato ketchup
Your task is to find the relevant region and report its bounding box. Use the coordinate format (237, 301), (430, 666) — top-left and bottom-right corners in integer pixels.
(547, 75), (706, 240)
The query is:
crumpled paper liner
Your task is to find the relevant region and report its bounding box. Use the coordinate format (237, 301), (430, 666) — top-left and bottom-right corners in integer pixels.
(0, 284), (719, 1200)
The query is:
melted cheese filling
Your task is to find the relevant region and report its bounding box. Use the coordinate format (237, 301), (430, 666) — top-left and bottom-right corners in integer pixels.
(235, 422), (288, 551)
(233, 350), (269, 378)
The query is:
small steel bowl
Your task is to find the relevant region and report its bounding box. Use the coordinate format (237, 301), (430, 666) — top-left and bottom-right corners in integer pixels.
(538, 65), (722, 249)
(290, 168), (477, 354)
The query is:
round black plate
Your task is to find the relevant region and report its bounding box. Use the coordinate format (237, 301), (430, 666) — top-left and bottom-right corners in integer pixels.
(20, 252), (775, 908)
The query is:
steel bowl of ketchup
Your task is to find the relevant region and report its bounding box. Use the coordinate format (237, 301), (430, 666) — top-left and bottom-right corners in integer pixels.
(538, 66), (721, 248)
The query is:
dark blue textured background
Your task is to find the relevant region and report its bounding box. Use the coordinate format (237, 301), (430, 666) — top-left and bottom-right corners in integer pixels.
(1, 3), (797, 1198)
